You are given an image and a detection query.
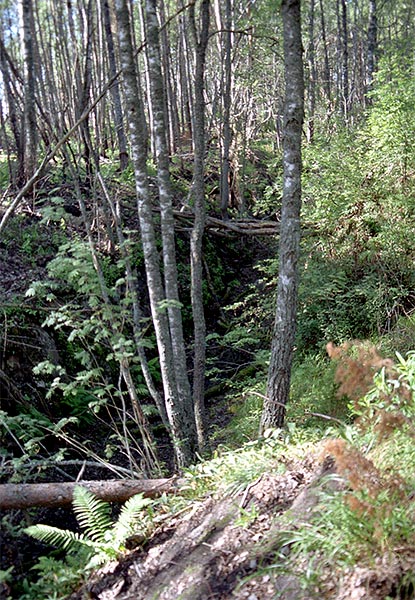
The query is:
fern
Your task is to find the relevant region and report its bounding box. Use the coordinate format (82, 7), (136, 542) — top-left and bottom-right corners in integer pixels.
(24, 486), (154, 570)
(71, 486), (112, 544)
(24, 524), (93, 554)
(112, 493), (152, 548)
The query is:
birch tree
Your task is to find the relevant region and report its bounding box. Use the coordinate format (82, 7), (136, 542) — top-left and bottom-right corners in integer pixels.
(189, 0), (210, 449)
(260, 0), (304, 432)
(114, 0), (197, 467)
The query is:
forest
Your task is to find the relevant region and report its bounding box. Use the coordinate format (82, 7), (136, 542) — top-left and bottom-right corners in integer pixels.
(1, 0), (415, 598)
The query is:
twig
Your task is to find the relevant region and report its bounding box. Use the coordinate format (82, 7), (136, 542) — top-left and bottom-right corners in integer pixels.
(239, 474), (263, 508)
(305, 411), (345, 425)
(243, 390), (288, 409)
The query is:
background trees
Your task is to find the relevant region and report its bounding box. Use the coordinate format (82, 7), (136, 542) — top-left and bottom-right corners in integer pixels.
(0, 0), (415, 468)
(2, 2), (415, 597)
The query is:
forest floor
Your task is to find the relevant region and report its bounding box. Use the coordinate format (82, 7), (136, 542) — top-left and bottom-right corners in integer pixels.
(66, 448), (415, 600)
(1, 208), (415, 600)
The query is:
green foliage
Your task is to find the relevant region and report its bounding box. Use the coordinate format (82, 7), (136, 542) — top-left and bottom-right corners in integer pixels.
(264, 351), (415, 594)
(26, 238), (155, 423)
(365, 54), (415, 186)
(18, 554), (90, 600)
(24, 485), (154, 592)
(288, 354), (347, 424)
(0, 151), (10, 188)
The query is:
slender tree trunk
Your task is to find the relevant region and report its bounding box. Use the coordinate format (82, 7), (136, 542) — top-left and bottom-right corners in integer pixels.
(220, 0), (232, 221)
(366, 0), (377, 100)
(145, 0), (195, 431)
(79, 0), (94, 182)
(159, 0), (179, 154)
(115, 0), (197, 467)
(102, 0), (129, 170)
(260, 0), (304, 432)
(319, 0), (331, 103)
(307, 0), (316, 142)
(0, 38), (23, 186)
(189, 0), (210, 450)
(177, 2), (193, 145)
(19, 0), (37, 181)
(340, 0), (349, 120)
(138, 0), (155, 159)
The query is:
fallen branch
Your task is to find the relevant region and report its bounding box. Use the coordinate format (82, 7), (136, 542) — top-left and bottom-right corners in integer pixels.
(152, 207), (280, 236)
(0, 478), (182, 510)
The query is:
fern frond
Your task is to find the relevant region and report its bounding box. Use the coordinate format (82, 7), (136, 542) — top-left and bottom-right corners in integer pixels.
(72, 485), (112, 543)
(24, 524), (94, 553)
(112, 493), (153, 546)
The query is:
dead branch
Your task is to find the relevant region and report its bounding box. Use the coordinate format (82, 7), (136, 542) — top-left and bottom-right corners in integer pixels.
(0, 478), (183, 510)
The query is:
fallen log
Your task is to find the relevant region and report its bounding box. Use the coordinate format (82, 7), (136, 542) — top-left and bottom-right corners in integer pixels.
(0, 478), (181, 510)
(152, 207), (280, 236)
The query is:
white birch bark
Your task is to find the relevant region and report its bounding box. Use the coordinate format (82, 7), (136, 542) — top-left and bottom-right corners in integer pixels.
(114, 0), (197, 467)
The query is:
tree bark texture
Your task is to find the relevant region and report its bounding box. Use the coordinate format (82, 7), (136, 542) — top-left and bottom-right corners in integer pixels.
(145, 0), (195, 429)
(220, 0), (232, 221)
(115, 0), (197, 467)
(0, 479), (179, 510)
(341, 0), (349, 119)
(19, 0), (37, 181)
(366, 0), (377, 97)
(307, 0), (316, 143)
(319, 0), (331, 103)
(189, 0), (210, 449)
(260, 0), (304, 432)
(102, 0), (129, 170)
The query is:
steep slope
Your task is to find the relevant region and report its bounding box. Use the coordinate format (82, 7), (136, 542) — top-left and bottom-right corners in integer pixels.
(68, 442), (415, 600)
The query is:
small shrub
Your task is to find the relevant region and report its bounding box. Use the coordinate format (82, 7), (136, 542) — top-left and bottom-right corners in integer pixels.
(22, 486), (154, 598)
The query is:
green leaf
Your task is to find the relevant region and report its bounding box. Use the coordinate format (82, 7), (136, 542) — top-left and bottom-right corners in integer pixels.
(72, 486), (112, 544)
(24, 524), (92, 553)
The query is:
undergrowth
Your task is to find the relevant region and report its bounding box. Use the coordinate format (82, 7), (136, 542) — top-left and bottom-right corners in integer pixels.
(264, 347), (415, 597)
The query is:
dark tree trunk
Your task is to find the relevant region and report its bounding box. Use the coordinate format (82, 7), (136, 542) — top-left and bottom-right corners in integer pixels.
(20, 0), (37, 182)
(307, 0), (316, 142)
(366, 0), (377, 100)
(102, 0), (129, 170)
(260, 0), (304, 432)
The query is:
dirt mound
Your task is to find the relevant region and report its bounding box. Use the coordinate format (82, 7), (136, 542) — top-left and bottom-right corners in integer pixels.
(67, 450), (415, 600)
(69, 456), (320, 599)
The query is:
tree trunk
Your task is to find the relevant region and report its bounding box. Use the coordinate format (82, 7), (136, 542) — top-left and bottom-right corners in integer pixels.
(145, 0), (197, 445)
(0, 479), (179, 510)
(189, 0), (210, 450)
(340, 0), (349, 120)
(307, 0), (316, 142)
(0, 38), (23, 186)
(19, 0), (37, 182)
(319, 0), (331, 103)
(102, 0), (129, 170)
(115, 0), (197, 467)
(260, 0), (304, 433)
(366, 0), (377, 99)
(220, 0), (232, 221)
